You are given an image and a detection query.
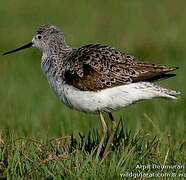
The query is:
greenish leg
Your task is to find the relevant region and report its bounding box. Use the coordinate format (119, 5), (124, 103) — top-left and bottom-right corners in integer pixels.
(102, 112), (117, 160)
(96, 111), (107, 160)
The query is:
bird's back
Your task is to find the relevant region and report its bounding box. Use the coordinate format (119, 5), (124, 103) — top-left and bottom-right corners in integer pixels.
(62, 44), (178, 91)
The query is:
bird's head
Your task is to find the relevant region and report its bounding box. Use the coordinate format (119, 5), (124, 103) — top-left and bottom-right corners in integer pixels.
(3, 25), (67, 55)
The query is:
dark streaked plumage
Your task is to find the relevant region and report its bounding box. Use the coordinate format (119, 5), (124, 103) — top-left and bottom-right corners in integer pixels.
(63, 44), (177, 91)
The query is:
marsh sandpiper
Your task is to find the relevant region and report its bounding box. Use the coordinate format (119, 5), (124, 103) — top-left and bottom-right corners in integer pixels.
(3, 25), (180, 159)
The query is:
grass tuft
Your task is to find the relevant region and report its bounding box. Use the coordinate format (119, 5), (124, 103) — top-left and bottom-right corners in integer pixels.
(0, 121), (185, 179)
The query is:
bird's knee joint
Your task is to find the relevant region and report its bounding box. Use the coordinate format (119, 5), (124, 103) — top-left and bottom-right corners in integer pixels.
(103, 125), (107, 134)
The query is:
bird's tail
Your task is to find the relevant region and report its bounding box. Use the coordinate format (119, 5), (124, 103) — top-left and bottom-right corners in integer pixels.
(143, 82), (181, 100)
(159, 87), (180, 100)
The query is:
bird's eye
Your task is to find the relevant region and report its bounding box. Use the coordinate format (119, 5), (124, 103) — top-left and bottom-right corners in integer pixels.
(37, 35), (42, 39)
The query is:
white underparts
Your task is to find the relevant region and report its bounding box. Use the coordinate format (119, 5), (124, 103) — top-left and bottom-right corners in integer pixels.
(52, 81), (180, 113)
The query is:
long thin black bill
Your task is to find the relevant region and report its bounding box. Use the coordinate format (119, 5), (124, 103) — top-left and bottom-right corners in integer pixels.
(2, 42), (33, 56)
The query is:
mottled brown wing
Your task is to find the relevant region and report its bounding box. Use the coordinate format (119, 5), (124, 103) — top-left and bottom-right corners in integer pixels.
(64, 44), (177, 91)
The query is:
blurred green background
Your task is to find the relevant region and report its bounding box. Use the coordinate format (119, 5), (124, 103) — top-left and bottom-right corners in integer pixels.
(0, 0), (185, 139)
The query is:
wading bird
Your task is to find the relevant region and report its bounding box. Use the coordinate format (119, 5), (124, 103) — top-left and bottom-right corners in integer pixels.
(3, 25), (180, 159)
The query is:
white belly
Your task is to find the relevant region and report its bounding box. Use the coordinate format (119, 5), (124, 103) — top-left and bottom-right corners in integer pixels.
(47, 78), (178, 113)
